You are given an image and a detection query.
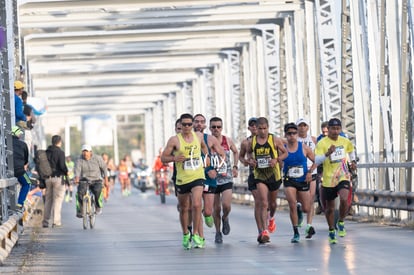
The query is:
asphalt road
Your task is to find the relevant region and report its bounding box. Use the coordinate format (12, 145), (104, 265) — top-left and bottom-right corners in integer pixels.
(2, 184), (414, 275)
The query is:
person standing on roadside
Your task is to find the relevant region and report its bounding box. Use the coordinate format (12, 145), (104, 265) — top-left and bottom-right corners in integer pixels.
(42, 135), (68, 228)
(11, 126), (32, 212)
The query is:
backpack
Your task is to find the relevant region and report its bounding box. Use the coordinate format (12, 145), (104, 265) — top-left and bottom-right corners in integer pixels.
(35, 149), (53, 179)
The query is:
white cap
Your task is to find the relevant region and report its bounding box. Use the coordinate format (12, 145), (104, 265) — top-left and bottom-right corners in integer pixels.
(296, 118), (309, 126)
(81, 144), (92, 151)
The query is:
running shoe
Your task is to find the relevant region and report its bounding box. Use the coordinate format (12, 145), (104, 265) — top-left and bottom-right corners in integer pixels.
(193, 234), (205, 248)
(95, 207), (102, 215)
(268, 217), (276, 233)
(182, 232), (192, 250)
(337, 221), (346, 237)
(65, 194), (70, 203)
(259, 230), (270, 243)
(188, 225), (193, 241)
(215, 232), (223, 244)
(205, 215), (214, 228)
(328, 230), (337, 244)
(305, 225), (316, 239)
(222, 217), (230, 235)
(291, 233), (300, 243)
(297, 202), (303, 227)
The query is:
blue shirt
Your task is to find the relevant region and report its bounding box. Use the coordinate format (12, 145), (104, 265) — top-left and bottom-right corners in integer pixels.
(15, 94), (26, 122)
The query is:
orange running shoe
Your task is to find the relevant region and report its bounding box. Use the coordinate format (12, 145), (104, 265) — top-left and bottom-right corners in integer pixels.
(260, 230), (270, 243)
(268, 217), (276, 233)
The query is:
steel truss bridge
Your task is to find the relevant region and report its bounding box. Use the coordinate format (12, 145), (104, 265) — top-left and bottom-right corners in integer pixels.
(1, 0), (414, 226)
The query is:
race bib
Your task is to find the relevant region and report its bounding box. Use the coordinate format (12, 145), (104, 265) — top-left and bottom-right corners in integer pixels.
(183, 158), (200, 170)
(217, 163), (227, 174)
(257, 156), (271, 168)
(287, 166), (304, 178)
(330, 146), (346, 162)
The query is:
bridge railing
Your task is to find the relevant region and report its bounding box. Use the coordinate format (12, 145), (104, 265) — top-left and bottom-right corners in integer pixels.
(233, 162), (414, 214)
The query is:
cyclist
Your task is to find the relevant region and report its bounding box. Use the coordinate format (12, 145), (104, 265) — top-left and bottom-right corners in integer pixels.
(152, 148), (170, 195)
(74, 144), (108, 218)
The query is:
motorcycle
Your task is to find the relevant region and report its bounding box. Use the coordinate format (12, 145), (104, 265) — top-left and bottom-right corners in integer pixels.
(131, 167), (152, 193)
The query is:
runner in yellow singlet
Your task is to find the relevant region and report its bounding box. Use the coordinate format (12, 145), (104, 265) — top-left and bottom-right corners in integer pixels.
(315, 118), (357, 244)
(162, 113), (224, 250)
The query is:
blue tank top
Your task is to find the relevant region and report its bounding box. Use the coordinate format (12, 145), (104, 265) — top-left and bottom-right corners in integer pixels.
(283, 142), (308, 182)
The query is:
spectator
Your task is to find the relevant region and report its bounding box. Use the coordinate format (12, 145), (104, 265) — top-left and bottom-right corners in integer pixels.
(14, 80), (30, 129)
(11, 126), (32, 212)
(42, 135), (68, 228)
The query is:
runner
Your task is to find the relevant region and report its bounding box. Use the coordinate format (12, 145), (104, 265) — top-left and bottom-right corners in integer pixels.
(209, 116), (239, 244)
(282, 123), (317, 243)
(193, 114), (225, 244)
(315, 118), (357, 244)
(246, 117), (288, 243)
(295, 118), (317, 238)
(161, 113), (214, 249)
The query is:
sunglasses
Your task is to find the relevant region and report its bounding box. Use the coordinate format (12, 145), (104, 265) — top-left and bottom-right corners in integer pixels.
(211, 125), (222, 129)
(181, 123), (193, 127)
(286, 132), (297, 136)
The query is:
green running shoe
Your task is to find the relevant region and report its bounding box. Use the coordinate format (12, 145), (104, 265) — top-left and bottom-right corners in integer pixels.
(337, 221), (346, 237)
(305, 225), (316, 239)
(329, 230), (337, 244)
(291, 233), (300, 243)
(182, 232), (192, 250)
(205, 215), (214, 228)
(193, 234), (205, 248)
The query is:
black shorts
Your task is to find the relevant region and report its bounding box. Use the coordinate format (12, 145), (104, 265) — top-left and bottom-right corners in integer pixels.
(247, 173), (256, 191)
(215, 182), (233, 194)
(254, 178), (282, 192)
(203, 184), (217, 194)
(176, 179), (204, 194)
(283, 178), (310, 192)
(322, 180), (350, 201)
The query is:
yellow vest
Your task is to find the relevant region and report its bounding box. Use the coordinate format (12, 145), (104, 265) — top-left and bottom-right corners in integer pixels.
(176, 132), (205, 185)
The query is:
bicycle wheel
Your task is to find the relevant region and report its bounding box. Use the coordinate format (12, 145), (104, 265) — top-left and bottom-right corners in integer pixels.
(90, 195), (96, 229)
(82, 197), (88, 230)
(160, 179), (166, 204)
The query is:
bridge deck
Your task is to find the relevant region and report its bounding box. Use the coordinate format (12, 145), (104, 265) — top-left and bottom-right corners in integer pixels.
(2, 185), (414, 275)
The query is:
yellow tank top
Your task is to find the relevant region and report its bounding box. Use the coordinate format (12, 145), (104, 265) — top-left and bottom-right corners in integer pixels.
(176, 132), (205, 185)
(252, 134), (281, 181)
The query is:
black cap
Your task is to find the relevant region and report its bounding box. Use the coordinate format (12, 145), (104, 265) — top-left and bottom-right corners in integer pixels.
(328, 118), (342, 127)
(284, 122), (298, 132)
(248, 117), (257, 125)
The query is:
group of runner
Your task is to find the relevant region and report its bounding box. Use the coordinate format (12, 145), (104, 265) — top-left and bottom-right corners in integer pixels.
(161, 113), (357, 249)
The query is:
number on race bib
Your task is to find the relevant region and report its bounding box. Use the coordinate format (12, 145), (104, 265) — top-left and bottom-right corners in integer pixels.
(287, 166), (304, 178)
(257, 156), (271, 168)
(330, 147), (346, 162)
(183, 158), (200, 170)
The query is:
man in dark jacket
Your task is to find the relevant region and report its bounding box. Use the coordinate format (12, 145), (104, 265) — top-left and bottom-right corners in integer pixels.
(12, 126), (32, 210)
(42, 135), (68, 228)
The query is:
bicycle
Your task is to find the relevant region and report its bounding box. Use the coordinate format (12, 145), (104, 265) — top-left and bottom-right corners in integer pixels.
(79, 179), (97, 230)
